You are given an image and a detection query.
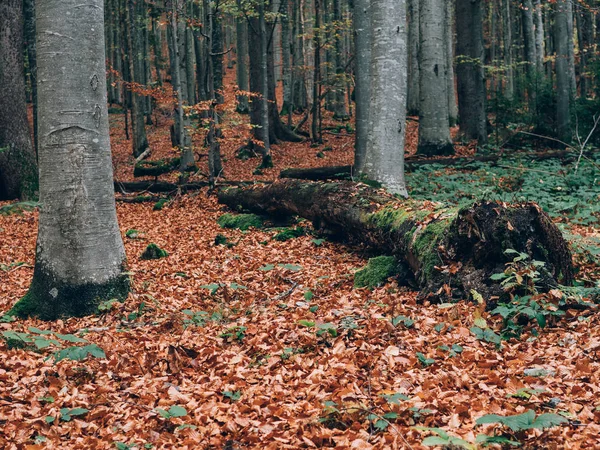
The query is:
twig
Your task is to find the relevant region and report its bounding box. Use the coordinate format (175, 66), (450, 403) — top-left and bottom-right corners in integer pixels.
(272, 281), (299, 302)
(134, 147), (152, 163)
(575, 114), (600, 174)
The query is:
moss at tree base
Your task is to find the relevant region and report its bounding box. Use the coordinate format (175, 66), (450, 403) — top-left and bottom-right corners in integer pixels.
(9, 264), (130, 321)
(354, 256), (400, 289)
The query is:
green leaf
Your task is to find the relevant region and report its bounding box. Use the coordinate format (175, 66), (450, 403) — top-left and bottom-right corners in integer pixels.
(312, 238), (325, 246)
(28, 327), (53, 335)
(475, 434), (521, 446)
(277, 263), (302, 272)
(416, 352), (435, 366)
(259, 264), (275, 271)
(200, 283), (221, 295)
(531, 413), (568, 430)
(374, 419), (389, 431)
(422, 436), (451, 446)
(54, 333), (88, 343)
(451, 344), (463, 353)
(476, 410), (536, 432)
(39, 396), (55, 404)
(381, 392), (410, 404)
(298, 320), (315, 328)
(304, 290), (314, 301)
(490, 272), (507, 281)
(229, 282), (247, 291)
(45, 415), (55, 424)
(176, 424), (197, 431)
(155, 408), (171, 419)
(68, 408), (89, 417)
(167, 405), (187, 418)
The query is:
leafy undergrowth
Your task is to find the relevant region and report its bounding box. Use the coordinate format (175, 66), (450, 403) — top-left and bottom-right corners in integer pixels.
(1, 193), (600, 449)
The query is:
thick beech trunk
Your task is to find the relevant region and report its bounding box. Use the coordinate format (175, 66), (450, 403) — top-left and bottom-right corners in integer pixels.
(11, 0), (129, 320)
(218, 180), (573, 302)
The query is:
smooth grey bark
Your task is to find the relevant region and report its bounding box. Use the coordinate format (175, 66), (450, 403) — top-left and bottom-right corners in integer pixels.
(126, 0), (149, 157)
(205, 0), (223, 184)
(280, 0), (293, 119)
(502, 0), (514, 100)
(211, 1), (224, 104)
(445, 0), (457, 126)
(406, 0), (420, 115)
(0, 0), (38, 201)
(291, 0), (308, 111)
(575, 2), (593, 97)
(521, 0), (537, 88)
(417, 0), (454, 156)
(11, 0), (129, 320)
(24, 0), (38, 153)
(555, 0), (571, 141)
(363, 0), (408, 197)
(258, 0), (271, 165)
(331, 0), (348, 119)
(353, 0), (370, 171)
(565, 0), (576, 96)
(534, 0), (544, 73)
(235, 0), (250, 113)
(455, 0), (487, 144)
(168, 0), (193, 169)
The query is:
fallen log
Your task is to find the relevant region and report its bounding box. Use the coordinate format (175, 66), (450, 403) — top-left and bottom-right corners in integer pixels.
(114, 180), (270, 194)
(217, 180), (573, 303)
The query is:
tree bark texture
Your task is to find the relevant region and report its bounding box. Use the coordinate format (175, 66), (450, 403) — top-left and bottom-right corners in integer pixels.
(353, 0), (371, 171)
(11, 0), (130, 320)
(363, 0), (409, 197)
(217, 180), (573, 302)
(0, 0), (39, 201)
(417, 0), (454, 156)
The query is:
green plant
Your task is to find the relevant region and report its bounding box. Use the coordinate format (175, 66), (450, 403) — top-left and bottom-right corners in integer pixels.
(125, 229), (141, 239)
(273, 227), (305, 242)
(46, 407), (89, 424)
(219, 326), (246, 342)
(415, 427), (475, 449)
(476, 409), (567, 432)
(491, 295), (565, 338)
(222, 390), (242, 402)
(490, 249), (545, 296)
(155, 405), (188, 420)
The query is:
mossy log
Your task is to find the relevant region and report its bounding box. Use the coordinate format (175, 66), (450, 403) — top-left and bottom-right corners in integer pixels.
(217, 180), (574, 303)
(133, 157), (197, 178)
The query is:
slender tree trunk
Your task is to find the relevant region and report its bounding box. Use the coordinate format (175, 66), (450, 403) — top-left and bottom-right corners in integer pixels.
(258, 0), (271, 166)
(417, 0), (454, 156)
(407, 0), (420, 116)
(23, 0), (38, 153)
(445, 0), (457, 126)
(280, 0), (293, 119)
(521, 0), (537, 93)
(126, 0), (149, 157)
(455, 0), (487, 145)
(206, 0), (223, 184)
(332, 0), (348, 119)
(534, 0), (544, 74)
(353, 0), (371, 171)
(555, 0), (571, 142)
(211, 1), (224, 104)
(0, 0), (38, 201)
(11, 0), (129, 320)
(311, 0), (322, 144)
(363, 0), (408, 197)
(235, 0), (250, 113)
(502, 0), (514, 101)
(565, 0), (576, 96)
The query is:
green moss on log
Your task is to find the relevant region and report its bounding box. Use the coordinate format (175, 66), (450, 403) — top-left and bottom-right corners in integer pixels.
(9, 263), (130, 320)
(217, 213), (264, 231)
(354, 256), (400, 288)
(140, 243), (168, 260)
(153, 198), (169, 210)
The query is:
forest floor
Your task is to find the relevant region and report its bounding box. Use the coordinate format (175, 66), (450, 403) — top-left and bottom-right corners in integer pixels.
(1, 72), (600, 449)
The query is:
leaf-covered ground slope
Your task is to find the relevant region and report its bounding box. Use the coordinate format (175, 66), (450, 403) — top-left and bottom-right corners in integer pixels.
(1, 72), (599, 449)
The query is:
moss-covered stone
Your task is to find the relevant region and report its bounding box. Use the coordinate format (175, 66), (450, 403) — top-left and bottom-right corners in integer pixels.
(273, 227), (305, 242)
(8, 263), (130, 321)
(354, 256), (400, 289)
(140, 243), (168, 260)
(217, 213), (264, 231)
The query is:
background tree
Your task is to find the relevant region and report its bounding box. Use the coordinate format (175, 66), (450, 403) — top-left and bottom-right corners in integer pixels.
(362, 0), (408, 196)
(0, 0), (38, 201)
(10, 0), (129, 320)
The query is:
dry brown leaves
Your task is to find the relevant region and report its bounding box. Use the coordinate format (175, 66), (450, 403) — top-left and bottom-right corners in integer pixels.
(0, 72), (597, 449)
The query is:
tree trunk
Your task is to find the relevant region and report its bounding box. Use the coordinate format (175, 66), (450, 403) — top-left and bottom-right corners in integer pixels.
(0, 0), (38, 201)
(23, 0), (38, 153)
(362, 0), (408, 197)
(126, 0), (149, 157)
(533, 0), (544, 74)
(406, 0), (420, 115)
(353, 0), (371, 171)
(217, 180), (573, 302)
(502, 0), (514, 101)
(331, 0), (348, 120)
(445, 0), (457, 126)
(235, 0), (250, 113)
(555, 0), (571, 142)
(10, 0), (129, 320)
(455, 0), (487, 145)
(211, 1), (224, 104)
(417, 0), (454, 156)
(521, 0), (537, 92)
(280, 0), (293, 119)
